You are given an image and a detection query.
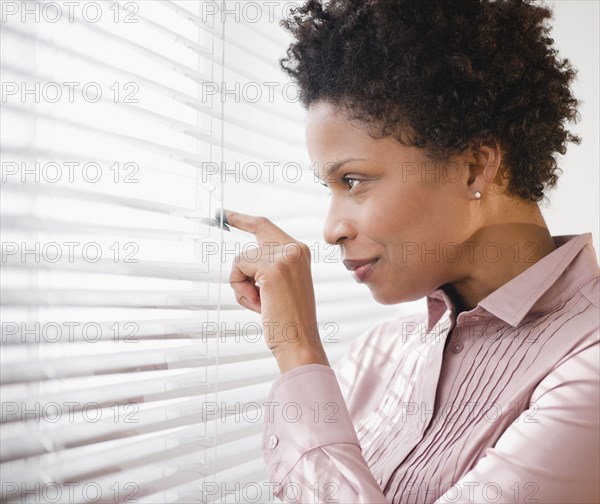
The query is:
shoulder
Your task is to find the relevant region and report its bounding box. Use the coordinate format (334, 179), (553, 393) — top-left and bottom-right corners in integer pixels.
(530, 274), (599, 402)
(519, 272), (599, 363)
(531, 337), (599, 409)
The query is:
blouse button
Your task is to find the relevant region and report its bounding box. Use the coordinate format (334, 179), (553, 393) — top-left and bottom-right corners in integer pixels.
(267, 434), (279, 450)
(451, 342), (464, 354)
(470, 315), (481, 321)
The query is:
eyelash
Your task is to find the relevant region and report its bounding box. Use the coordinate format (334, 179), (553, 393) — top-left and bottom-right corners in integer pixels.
(322, 177), (363, 196)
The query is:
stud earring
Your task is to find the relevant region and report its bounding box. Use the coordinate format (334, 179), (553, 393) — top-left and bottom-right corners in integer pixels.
(474, 191), (481, 199)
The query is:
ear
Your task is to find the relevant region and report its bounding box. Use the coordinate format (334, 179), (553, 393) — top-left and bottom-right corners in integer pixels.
(466, 140), (503, 199)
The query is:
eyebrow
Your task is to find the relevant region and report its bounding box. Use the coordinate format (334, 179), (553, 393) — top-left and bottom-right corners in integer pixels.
(319, 157), (365, 184)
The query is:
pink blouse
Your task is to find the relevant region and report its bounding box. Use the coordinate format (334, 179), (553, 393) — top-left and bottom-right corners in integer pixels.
(262, 233), (600, 503)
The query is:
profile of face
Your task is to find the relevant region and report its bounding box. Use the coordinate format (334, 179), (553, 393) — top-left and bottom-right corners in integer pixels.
(306, 102), (501, 305)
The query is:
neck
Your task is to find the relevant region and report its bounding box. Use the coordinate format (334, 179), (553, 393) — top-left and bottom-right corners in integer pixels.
(442, 200), (557, 315)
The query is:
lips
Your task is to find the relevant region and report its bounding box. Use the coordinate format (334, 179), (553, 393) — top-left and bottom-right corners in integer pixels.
(343, 258), (379, 271)
(343, 258), (379, 283)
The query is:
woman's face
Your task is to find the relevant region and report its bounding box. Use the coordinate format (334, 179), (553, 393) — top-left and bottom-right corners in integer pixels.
(306, 101), (482, 304)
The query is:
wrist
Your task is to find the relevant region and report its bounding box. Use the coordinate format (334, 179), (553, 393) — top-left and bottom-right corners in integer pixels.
(273, 343), (330, 374)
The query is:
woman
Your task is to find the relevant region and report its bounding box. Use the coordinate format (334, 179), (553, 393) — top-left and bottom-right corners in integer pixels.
(224, 0), (599, 502)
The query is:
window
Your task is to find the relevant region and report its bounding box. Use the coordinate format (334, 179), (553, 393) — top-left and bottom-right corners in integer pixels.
(0, 2), (404, 502)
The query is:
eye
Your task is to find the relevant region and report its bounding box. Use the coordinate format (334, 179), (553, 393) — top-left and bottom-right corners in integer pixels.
(319, 177), (363, 196)
(343, 177), (363, 191)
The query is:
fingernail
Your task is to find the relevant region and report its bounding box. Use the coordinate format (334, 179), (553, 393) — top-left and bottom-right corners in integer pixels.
(213, 208), (230, 231)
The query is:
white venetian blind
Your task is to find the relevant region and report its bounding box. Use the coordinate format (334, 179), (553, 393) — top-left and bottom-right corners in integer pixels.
(0, 1), (408, 503)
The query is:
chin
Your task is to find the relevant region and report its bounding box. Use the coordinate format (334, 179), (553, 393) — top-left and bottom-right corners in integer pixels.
(370, 288), (417, 305)
(369, 280), (431, 305)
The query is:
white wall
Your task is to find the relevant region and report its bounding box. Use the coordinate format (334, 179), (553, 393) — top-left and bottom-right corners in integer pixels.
(541, 0), (600, 257)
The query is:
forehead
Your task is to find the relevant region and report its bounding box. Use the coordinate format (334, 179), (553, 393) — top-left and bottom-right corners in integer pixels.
(305, 102), (364, 144)
(305, 102), (423, 180)
(305, 103), (376, 176)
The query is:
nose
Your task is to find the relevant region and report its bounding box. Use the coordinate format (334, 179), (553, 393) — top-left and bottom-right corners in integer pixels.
(322, 199), (357, 246)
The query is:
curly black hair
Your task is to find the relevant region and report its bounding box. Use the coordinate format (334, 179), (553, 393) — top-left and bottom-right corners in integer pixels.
(280, 0), (582, 201)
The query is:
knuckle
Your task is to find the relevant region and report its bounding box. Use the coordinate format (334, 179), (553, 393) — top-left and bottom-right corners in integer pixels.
(256, 216), (271, 227)
(242, 246), (261, 262)
(297, 242), (311, 257)
(283, 242), (310, 262)
(273, 258), (288, 271)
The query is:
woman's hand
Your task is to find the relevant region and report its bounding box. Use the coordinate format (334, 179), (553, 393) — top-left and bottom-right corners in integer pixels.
(223, 209), (330, 373)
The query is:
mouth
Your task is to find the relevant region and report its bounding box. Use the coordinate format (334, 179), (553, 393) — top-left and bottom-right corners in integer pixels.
(343, 258), (379, 283)
(343, 257), (379, 271)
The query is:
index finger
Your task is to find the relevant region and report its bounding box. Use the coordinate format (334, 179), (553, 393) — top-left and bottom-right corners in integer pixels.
(218, 208), (294, 246)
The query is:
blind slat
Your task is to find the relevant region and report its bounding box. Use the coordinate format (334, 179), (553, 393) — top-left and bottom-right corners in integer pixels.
(2, 286), (371, 309)
(2, 24), (216, 113)
(3, 21), (302, 134)
(43, 5), (214, 86)
(4, 424), (263, 495)
(2, 255), (225, 283)
(2, 345), (272, 383)
(0, 289), (237, 309)
(0, 145), (213, 186)
(2, 214), (206, 240)
(4, 103), (208, 165)
(2, 393), (270, 460)
(6, 100), (302, 166)
(1, 314), (374, 345)
(2, 180), (216, 219)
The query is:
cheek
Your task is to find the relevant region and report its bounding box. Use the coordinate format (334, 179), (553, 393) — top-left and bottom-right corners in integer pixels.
(359, 181), (461, 250)
(381, 204), (459, 273)
(374, 188), (441, 240)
